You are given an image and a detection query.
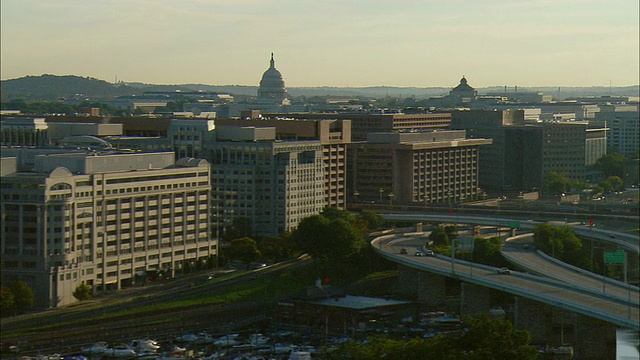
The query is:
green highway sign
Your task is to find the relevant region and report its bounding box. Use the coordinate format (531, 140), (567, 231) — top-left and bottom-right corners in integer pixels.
(508, 221), (521, 229)
(604, 250), (625, 264)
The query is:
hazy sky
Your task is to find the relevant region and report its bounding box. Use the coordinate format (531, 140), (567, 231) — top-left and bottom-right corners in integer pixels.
(1, 0), (639, 88)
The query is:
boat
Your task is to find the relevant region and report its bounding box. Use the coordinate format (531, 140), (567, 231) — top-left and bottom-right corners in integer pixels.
(130, 338), (161, 353)
(213, 334), (240, 347)
(80, 342), (108, 355)
(103, 343), (137, 358)
(288, 352), (312, 360)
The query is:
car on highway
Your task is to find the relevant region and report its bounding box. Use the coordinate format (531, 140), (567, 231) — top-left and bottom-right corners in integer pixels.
(400, 248), (408, 255)
(424, 249), (435, 256)
(415, 251), (424, 256)
(496, 267), (511, 275)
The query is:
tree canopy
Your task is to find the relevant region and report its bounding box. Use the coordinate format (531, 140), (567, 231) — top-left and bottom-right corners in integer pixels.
(292, 207), (382, 281)
(594, 152), (627, 178)
(326, 314), (538, 360)
(72, 283), (92, 301)
(8, 281), (34, 314)
(533, 223), (586, 265)
(227, 237), (261, 269)
(542, 171), (572, 194)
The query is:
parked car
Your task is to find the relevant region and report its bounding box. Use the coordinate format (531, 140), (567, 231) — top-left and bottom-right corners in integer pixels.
(496, 267), (511, 274)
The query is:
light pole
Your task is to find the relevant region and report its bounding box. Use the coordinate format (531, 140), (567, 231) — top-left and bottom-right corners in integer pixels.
(388, 193), (394, 206)
(353, 191), (359, 204)
(379, 188), (384, 204)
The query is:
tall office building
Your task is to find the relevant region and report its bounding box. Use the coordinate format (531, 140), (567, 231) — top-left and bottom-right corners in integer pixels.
(505, 123), (607, 190)
(593, 105), (639, 158)
(208, 126), (325, 237)
(349, 130), (492, 205)
(215, 116), (351, 209)
(450, 109), (525, 191)
(0, 151), (214, 307)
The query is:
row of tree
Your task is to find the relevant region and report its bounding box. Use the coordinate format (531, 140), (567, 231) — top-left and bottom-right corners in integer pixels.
(221, 208), (388, 282)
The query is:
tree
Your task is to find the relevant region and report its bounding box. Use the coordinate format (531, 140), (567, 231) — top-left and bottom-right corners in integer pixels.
(472, 236), (505, 266)
(293, 215), (332, 259)
(72, 283), (92, 301)
(533, 223), (588, 267)
(533, 223), (563, 258)
(599, 176), (624, 193)
(223, 217), (253, 241)
(542, 172), (572, 194)
(356, 210), (387, 232)
(0, 286), (15, 316)
(228, 237), (261, 269)
(9, 281), (34, 313)
(292, 209), (369, 280)
(259, 234), (295, 262)
(429, 226), (450, 247)
(594, 152), (627, 178)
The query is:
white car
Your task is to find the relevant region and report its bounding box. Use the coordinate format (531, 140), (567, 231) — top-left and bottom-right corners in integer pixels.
(496, 267), (511, 275)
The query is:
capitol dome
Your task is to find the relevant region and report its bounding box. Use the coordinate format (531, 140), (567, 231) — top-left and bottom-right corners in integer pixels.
(257, 53), (288, 103)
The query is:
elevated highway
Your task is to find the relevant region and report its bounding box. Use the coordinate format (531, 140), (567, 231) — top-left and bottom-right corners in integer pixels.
(381, 213), (639, 254)
(372, 231), (639, 331)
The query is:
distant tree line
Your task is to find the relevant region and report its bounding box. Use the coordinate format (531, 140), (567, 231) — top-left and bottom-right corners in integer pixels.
(1, 99), (130, 116)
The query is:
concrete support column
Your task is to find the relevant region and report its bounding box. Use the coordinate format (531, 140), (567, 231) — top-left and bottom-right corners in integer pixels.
(460, 282), (491, 316)
(396, 265), (447, 307)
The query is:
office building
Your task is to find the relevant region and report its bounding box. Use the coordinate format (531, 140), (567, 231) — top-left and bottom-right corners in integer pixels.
(349, 130), (492, 206)
(266, 112), (450, 141)
(208, 126), (325, 237)
(215, 116), (351, 209)
(0, 151), (214, 308)
(1, 117), (49, 147)
(450, 109), (525, 191)
(592, 105), (639, 158)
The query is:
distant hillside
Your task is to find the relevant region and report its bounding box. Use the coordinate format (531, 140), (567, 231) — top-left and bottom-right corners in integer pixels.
(0, 74), (142, 101)
(1, 74), (638, 103)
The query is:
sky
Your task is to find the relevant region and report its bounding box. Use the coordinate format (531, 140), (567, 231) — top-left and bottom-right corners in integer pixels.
(1, 0), (639, 88)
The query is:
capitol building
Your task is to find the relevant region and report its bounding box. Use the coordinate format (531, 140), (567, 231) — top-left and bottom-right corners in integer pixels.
(257, 53), (290, 105)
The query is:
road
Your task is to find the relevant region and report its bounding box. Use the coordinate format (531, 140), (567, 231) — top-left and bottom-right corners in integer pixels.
(502, 234), (639, 306)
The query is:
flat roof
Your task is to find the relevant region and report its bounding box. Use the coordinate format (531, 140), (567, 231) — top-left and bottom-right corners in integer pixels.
(312, 295), (410, 310)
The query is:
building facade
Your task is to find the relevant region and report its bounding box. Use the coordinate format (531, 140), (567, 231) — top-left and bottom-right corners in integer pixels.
(207, 126), (325, 237)
(349, 130), (492, 206)
(0, 151), (214, 308)
(215, 116), (351, 209)
(266, 112), (451, 141)
(449, 109), (525, 191)
(1, 117), (49, 147)
(593, 105), (640, 158)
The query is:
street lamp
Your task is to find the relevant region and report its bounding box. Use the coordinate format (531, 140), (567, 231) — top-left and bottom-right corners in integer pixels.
(379, 188), (384, 203)
(388, 193), (394, 206)
(353, 191), (359, 204)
